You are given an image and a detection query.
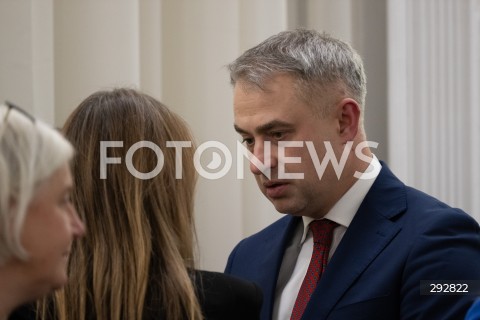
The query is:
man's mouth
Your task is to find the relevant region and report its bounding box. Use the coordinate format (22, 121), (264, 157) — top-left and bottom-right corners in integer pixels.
(263, 180), (289, 198)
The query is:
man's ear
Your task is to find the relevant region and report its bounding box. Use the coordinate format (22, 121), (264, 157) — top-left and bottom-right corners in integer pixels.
(336, 98), (361, 141)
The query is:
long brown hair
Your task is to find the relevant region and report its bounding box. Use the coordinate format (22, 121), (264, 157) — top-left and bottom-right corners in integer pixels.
(47, 88), (202, 319)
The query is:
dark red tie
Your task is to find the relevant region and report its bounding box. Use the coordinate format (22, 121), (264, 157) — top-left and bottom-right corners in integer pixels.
(290, 219), (338, 320)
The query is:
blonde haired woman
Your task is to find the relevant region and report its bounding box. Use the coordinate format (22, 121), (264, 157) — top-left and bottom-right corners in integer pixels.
(0, 102), (85, 319)
(33, 88), (262, 320)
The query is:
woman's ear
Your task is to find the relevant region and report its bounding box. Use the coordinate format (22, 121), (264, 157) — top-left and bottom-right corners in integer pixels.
(336, 98), (361, 141)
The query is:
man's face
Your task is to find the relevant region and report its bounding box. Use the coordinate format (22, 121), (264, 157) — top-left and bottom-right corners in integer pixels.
(233, 75), (346, 218)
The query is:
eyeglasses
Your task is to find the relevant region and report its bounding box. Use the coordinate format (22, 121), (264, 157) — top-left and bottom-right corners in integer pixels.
(3, 101), (35, 123)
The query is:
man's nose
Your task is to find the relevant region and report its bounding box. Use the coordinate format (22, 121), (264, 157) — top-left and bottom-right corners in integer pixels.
(249, 141), (276, 176)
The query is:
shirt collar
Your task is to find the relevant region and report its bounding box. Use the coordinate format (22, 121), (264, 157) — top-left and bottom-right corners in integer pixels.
(300, 155), (381, 243)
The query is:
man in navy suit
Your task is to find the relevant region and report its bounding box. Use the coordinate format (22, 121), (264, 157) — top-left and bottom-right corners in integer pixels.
(224, 29), (480, 320)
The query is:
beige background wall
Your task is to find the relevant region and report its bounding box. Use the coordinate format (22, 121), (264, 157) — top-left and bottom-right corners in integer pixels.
(1, 0), (478, 271)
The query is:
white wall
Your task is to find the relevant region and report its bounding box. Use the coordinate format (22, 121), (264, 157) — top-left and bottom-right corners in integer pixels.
(387, 0), (480, 221)
(0, 0), (55, 122)
(53, 0), (141, 125)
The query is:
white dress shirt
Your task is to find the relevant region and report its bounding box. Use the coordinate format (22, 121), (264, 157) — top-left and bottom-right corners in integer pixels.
(273, 156), (381, 320)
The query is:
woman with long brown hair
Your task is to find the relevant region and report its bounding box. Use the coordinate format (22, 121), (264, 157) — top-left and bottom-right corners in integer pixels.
(33, 88), (262, 320)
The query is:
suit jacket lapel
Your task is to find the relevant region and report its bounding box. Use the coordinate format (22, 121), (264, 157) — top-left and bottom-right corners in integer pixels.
(303, 164), (407, 319)
(257, 216), (301, 320)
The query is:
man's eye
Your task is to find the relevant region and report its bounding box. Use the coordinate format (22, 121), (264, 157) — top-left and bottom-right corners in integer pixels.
(242, 137), (254, 146)
(271, 132), (284, 139)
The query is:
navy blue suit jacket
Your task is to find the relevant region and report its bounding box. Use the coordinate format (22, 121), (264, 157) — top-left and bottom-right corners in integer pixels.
(466, 298), (480, 320)
(225, 164), (480, 320)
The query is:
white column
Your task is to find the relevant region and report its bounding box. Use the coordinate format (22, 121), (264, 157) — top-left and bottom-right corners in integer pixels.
(387, 0), (409, 180)
(0, 0), (55, 123)
(388, 0), (480, 221)
(53, 0), (140, 126)
(139, 0), (162, 100)
(469, 0), (480, 220)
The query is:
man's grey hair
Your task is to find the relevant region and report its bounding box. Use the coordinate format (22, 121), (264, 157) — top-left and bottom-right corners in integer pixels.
(228, 29), (367, 115)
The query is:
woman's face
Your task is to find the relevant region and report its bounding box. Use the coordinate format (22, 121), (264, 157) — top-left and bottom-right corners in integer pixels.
(18, 163), (85, 296)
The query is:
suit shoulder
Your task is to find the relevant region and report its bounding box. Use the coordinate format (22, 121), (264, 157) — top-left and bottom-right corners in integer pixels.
(403, 185), (479, 229)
